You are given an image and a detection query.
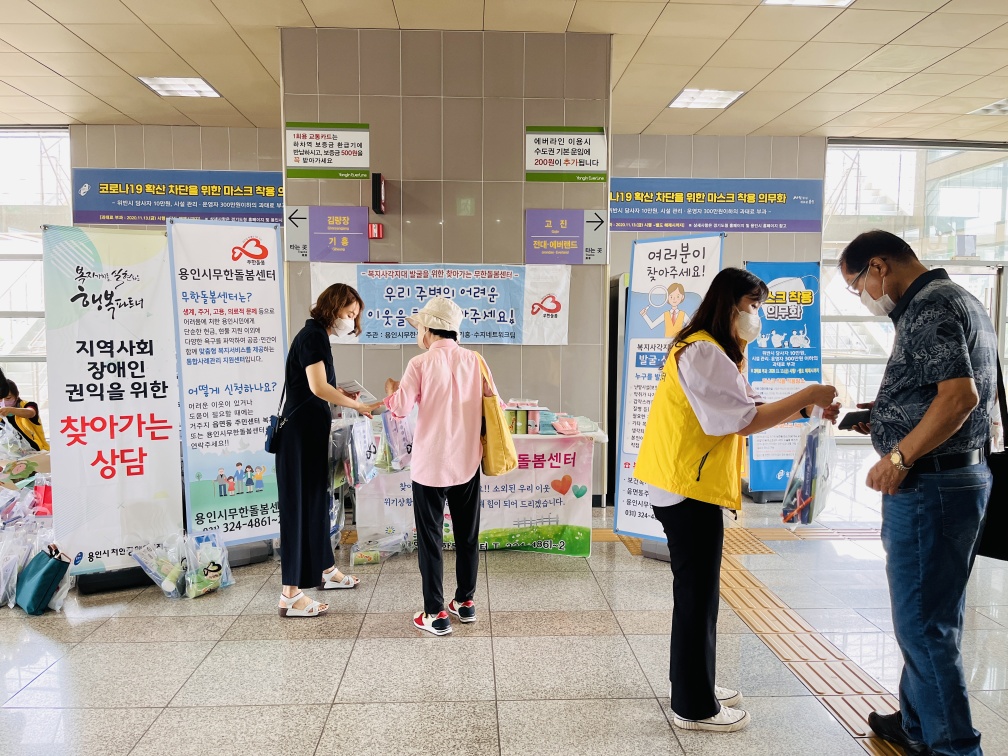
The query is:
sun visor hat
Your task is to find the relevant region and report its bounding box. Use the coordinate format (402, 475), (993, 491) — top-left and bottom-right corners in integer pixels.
(406, 296), (464, 333)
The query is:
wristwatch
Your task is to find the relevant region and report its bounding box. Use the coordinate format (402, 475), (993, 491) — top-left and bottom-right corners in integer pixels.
(889, 445), (912, 472)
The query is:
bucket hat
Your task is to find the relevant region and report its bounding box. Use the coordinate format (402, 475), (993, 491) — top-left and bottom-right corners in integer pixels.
(406, 296), (464, 333)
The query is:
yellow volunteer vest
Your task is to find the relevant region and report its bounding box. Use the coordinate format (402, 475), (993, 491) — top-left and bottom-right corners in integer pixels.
(10, 400), (49, 452)
(634, 331), (745, 511)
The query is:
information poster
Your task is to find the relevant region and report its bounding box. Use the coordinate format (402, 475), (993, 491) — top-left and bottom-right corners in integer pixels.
(167, 220), (287, 545)
(310, 263), (571, 345)
(285, 122), (370, 179)
(43, 226), (184, 574)
(525, 209), (608, 265)
(72, 168), (283, 225)
(746, 262), (822, 492)
(525, 126), (607, 183)
(357, 436), (594, 556)
(614, 234), (724, 541)
(610, 178), (823, 233)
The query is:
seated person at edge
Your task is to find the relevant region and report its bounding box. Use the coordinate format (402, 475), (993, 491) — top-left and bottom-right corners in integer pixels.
(634, 267), (839, 734)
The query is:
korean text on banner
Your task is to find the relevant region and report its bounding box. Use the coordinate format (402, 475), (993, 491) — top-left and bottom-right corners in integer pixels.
(614, 234), (724, 541)
(168, 220), (287, 545)
(357, 436), (594, 556)
(285, 122), (370, 180)
(745, 262), (823, 492)
(309, 263), (571, 345)
(43, 226), (185, 575)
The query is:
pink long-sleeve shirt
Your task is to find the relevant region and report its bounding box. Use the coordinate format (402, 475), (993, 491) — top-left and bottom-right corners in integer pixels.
(384, 339), (498, 488)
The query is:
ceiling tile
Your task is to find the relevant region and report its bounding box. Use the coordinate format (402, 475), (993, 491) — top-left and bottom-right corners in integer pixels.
(935, 114), (1000, 131)
(697, 109), (780, 135)
(731, 6), (841, 42)
(943, 0), (1008, 14)
(0, 23), (95, 53)
(687, 66), (771, 90)
(925, 47), (1008, 75)
(850, 0), (945, 10)
(301, 0), (401, 28)
(804, 124), (871, 136)
(0, 52), (58, 76)
(149, 24), (248, 56)
(824, 111), (896, 127)
(780, 42), (880, 70)
(0, 81), (26, 96)
(28, 52), (123, 76)
(948, 75), (1008, 98)
(67, 75), (153, 97)
(184, 52), (274, 89)
(819, 70), (910, 93)
(68, 24), (171, 53)
(610, 103), (662, 133)
(390, 0), (483, 30)
(0, 95), (50, 112)
(893, 13), (1008, 47)
(1, 1), (57, 23)
(212, 0), (313, 26)
(0, 41), (15, 54)
(706, 40), (803, 70)
(733, 91), (807, 111)
(484, 1), (575, 32)
(30, 0), (139, 24)
(855, 125), (919, 137)
(885, 72), (980, 96)
(611, 34), (645, 83)
(814, 10), (927, 44)
(882, 112), (956, 129)
(854, 44), (958, 72)
(791, 91), (876, 111)
(12, 111), (78, 124)
(105, 52), (198, 78)
(912, 96), (996, 114)
(569, 2), (666, 36)
(632, 36), (722, 67)
(861, 92), (940, 111)
(644, 107), (721, 135)
(651, 3), (754, 39)
(614, 62), (699, 104)
(752, 68), (842, 91)
(120, 0), (225, 24)
(753, 111), (844, 135)
(972, 25), (1008, 49)
(2, 75), (87, 96)
(232, 26), (281, 82)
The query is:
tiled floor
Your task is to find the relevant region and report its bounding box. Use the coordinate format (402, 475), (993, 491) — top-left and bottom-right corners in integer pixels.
(2, 447), (1007, 755)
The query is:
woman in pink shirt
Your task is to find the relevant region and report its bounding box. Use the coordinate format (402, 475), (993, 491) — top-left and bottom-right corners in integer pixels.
(384, 297), (499, 636)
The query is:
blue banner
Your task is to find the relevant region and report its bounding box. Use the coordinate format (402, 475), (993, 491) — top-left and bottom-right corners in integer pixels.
(72, 168), (283, 225)
(610, 177), (823, 233)
(745, 262), (822, 492)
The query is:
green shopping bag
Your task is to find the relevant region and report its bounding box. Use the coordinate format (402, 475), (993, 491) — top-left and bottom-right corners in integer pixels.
(16, 544), (69, 615)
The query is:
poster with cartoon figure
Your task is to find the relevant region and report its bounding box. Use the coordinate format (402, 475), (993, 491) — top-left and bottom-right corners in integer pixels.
(745, 262), (822, 492)
(615, 234), (724, 541)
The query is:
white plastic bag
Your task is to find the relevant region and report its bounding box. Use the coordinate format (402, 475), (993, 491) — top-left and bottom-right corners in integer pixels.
(781, 406), (837, 526)
(47, 572), (74, 612)
(132, 534), (186, 599)
(381, 406), (417, 471)
(183, 530), (235, 598)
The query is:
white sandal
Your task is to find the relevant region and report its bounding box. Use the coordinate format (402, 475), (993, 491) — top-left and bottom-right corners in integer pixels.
(278, 591), (328, 618)
(319, 569), (359, 590)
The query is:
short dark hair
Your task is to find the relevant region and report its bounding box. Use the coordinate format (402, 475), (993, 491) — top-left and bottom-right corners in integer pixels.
(0, 368), (8, 399)
(675, 267), (769, 367)
(839, 230), (917, 275)
(310, 283), (364, 334)
(429, 328), (458, 341)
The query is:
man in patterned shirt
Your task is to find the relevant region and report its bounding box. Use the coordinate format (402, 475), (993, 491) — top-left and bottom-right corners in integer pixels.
(841, 230), (996, 756)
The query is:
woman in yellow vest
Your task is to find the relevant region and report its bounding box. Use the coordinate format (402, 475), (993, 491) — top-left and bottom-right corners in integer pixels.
(0, 380), (48, 452)
(635, 268), (838, 734)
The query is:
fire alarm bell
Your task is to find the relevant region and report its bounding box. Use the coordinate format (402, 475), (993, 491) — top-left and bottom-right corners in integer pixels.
(371, 173), (385, 215)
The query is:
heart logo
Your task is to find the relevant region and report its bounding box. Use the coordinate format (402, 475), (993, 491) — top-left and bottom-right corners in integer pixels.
(231, 237), (269, 261)
(573, 485), (587, 499)
(531, 294), (562, 315)
(551, 474), (572, 495)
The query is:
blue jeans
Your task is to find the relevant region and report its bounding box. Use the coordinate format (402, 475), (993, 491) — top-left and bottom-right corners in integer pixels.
(881, 463), (991, 756)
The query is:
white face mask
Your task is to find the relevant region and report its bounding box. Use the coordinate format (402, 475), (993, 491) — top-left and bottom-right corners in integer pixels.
(735, 309), (762, 343)
(332, 317), (354, 336)
(860, 273), (896, 317)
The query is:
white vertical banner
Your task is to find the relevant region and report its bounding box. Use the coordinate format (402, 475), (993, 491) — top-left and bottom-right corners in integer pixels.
(614, 234), (723, 541)
(43, 226), (184, 574)
(167, 220), (287, 545)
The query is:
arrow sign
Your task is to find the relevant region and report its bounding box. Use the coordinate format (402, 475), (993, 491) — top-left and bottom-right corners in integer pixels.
(583, 210), (607, 265)
(588, 212), (604, 232)
(284, 205), (309, 261)
(287, 207), (307, 227)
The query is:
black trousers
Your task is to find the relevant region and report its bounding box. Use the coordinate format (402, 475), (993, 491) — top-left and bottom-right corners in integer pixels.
(652, 498), (724, 720)
(412, 470), (481, 616)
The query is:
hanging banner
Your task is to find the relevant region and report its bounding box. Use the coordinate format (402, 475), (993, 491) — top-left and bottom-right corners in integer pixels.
(745, 261), (822, 492)
(310, 263), (571, 345)
(610, 177), (824, 233)
(168, 220), (286, 545)
(525, 126), (607, 183)
(43, 226), (184, 575)
(71, 168), (283, 225)
(285, 122), (370, 179)
(357, 436), (594, 556)
(525, 209), (608, 265)
(614, 234), (724, 541)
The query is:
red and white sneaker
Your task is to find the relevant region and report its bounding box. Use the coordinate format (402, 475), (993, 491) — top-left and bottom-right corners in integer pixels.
(413, 610), (452, 636)
(448, 599), (476, 623)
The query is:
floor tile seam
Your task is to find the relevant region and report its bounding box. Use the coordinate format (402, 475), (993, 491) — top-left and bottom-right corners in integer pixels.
(0, 635), (77, 708)
(720, 558), (894, 744)
(124, 705), (170, 756)
(161, 637), (222, 709)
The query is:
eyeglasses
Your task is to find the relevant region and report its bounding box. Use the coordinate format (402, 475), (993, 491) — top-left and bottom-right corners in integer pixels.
(846, 265), (869, 296)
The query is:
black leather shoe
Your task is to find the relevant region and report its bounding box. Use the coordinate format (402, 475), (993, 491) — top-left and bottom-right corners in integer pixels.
(868, 711), (933, 756)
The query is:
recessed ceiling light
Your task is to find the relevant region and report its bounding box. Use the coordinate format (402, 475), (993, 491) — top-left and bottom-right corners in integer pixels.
(669, 89), (745, 109)
(971, 98), (1008, 115)
(138, 77), (220, 98)
(762, 0), (854, 7)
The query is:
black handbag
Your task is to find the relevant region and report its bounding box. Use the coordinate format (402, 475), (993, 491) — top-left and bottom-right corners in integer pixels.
(978, 358), (1008, 561)
(264, 383), (311, 454)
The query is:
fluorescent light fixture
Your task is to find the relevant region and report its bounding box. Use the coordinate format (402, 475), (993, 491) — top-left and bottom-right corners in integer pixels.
(138, 77), (220, 97)
(971, 98), (1008, 115)
(762, 0), (854, 7)
(669, 89), (745, 109)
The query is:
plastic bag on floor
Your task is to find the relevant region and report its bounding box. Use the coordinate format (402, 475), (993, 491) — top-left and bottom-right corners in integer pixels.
(0, 529), (27, 608)
(47, 571), (74, 612)
(132, 534), (187, 599)
(351, 531), (409, 566)
(781, 406), (837, 527)
(183, 530), (234, 598)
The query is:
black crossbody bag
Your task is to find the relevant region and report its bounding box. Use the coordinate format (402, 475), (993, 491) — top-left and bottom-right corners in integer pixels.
(264, 382), (312, 454)
(978, 358), (1008, 562)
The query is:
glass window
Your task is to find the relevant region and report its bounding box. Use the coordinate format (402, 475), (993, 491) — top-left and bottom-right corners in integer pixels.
(0, 128), (71, 439)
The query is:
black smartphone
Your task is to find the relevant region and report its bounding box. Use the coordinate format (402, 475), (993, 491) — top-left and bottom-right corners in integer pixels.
(838, 410), (871, 431)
